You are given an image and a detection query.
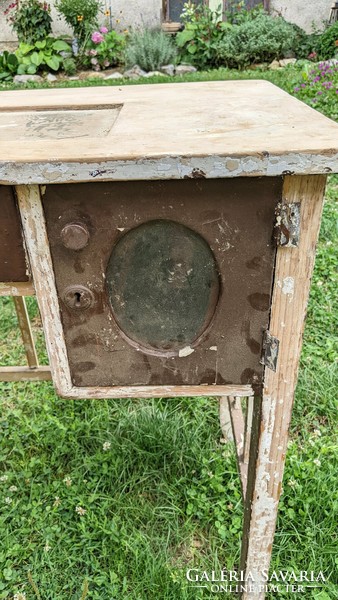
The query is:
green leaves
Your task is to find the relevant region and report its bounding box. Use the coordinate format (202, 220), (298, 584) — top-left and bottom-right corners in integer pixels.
(14, 37), (71, 76)
(52, 39), (72, 52)
(176, 28), (196, 48)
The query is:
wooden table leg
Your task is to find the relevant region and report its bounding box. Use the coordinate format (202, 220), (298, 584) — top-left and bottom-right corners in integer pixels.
(240, 175), (327, 598)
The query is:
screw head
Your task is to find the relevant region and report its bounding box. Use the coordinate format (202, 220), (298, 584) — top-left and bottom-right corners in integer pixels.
(61, 222), (89, 251)
(63, 285), (94, 310)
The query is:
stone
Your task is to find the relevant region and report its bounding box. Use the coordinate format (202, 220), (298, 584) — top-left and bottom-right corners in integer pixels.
(104, 72), (124, 80)
(68, 76), (80, 80)
(268, 60), (281, 70)
(86, 71), (106, 79)
(279, 58), (297, 67)
(46, 73), (57, 82)
(13, 74), (43, 84)
(123, 65), (147, 79)
(160, 64), (175, 76)
(175, 64), (197, 75)
(143, 71), (165, 78)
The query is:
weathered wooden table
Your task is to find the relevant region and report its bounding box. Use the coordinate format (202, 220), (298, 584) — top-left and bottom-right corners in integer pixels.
(1, 81), (337, 598)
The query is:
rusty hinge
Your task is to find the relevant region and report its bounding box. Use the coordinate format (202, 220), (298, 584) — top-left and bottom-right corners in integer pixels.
(261, 330), (280, 372)
(274, 202), (301, 247)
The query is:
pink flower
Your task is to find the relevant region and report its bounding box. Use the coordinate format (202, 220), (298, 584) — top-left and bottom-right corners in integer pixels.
(100, 26), (108, 34)
(90, 57), (98, 65)
(89, 49), (97, 56)
(91, 31), (104, 44)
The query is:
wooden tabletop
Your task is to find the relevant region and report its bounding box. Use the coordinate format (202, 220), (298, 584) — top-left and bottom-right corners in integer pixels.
(0, 80), (337, 184)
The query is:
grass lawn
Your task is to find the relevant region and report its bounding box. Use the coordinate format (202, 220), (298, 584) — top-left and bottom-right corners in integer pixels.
(0, 68), (337, 600)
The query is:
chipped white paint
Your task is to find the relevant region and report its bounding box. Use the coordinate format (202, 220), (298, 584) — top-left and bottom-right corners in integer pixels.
(1, 152), (338, 185)
(0, 281), (35, 296)
(16, 185), (73, 396)
(282, 276), (294, 298)
(0, 82), (337, 186)
(178, 346), (195, 358)
(242, 176), (327, 600)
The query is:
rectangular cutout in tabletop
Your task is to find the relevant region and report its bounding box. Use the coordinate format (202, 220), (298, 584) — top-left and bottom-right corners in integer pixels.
(0, 105), (122, 141)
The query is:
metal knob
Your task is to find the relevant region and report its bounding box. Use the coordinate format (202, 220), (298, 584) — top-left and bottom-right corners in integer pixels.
(61, 222), (89, 250)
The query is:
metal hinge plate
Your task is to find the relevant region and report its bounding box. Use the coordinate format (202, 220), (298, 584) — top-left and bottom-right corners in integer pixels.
(261, 330), (280, 372)
(274, 202), (301, 247)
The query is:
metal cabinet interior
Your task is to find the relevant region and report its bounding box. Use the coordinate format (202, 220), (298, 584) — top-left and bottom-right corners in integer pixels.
(42, 177), (281, 390)
(0, 186), (29, 283)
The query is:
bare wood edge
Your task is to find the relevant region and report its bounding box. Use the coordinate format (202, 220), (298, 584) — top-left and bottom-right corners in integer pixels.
(0, 366), (51, 382)
(0, 281), (34, 296)
(16, 184), (73, 396)
(58, 384), (254, 400)
(241, 174), (327, 599)
(16, 184), (254, 400)
(219, 396), (234, 442)
(228, 396), (248, 500)
(244, 395), (254, 466)
(13, 296), (38, 368)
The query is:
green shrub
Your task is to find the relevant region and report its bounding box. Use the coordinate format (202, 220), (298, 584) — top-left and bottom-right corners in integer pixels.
(55, 0), (102, 44)
(291, 25), (320, 60)
(216, 14), (298, 69)
(8, 0), (52, 44)
(63, 56), (77, 75)
(15, 37), (72, 74)
(176, 2), (231, 69)
(224, 0), (265, 25)
(0, 51), (19, 81)
(317, 22), (338, 60)
(125, 29), (177, 72)
(82, 29), (125, 70)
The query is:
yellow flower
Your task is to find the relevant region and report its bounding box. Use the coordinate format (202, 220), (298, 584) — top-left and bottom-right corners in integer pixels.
(104, 9), (110, 16)
(77, 15), (83, 21)
(116, 18), (120, 23)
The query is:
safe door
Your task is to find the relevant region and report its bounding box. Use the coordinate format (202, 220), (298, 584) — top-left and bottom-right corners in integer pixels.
(41, 177), (281, 392)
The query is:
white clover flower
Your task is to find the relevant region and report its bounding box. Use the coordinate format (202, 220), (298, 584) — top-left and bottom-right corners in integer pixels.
(313, 429), (321, 437)
(53, 496), (61, 507)
(63, 476), (72, 487)
(44, 543), (51, 553)
(9, 485), (18, 492)
(103, 441), (111, 451)
(287, 479), (297, 488)
(0, 475), (8, 482)
(4, 496), (12, 504)
(14, 593), (26, 600)
(313, 458), (321, 467)
(75, 505), (86, 516)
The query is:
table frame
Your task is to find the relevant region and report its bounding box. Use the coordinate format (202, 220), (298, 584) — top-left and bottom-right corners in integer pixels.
(0, 174), (327, 598)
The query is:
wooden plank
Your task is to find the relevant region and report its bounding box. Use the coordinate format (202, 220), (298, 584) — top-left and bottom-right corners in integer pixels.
(16, 184), (73, 396)
(219, 396), (234, 442)
(244, 395), (254, 467)
(13, 297), (38, 368)
(240, 175), (327, 598)
(0, 282), (35, 296)
(0, 366), (51, 382)
(0, 83), (337, 184)
(228, 395), (248, 499)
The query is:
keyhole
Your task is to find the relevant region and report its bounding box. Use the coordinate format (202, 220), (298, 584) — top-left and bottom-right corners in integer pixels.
(74, 291), (82, 307)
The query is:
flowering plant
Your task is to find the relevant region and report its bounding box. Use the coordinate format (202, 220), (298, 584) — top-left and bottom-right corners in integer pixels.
(5, 0), (52, 44)
(293, 61), (338, 121)
(55, 0), (102, 43)
(83, 27), (125, 70)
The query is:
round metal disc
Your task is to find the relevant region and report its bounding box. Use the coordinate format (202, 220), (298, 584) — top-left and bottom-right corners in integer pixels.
(106, 220), (220, 355)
